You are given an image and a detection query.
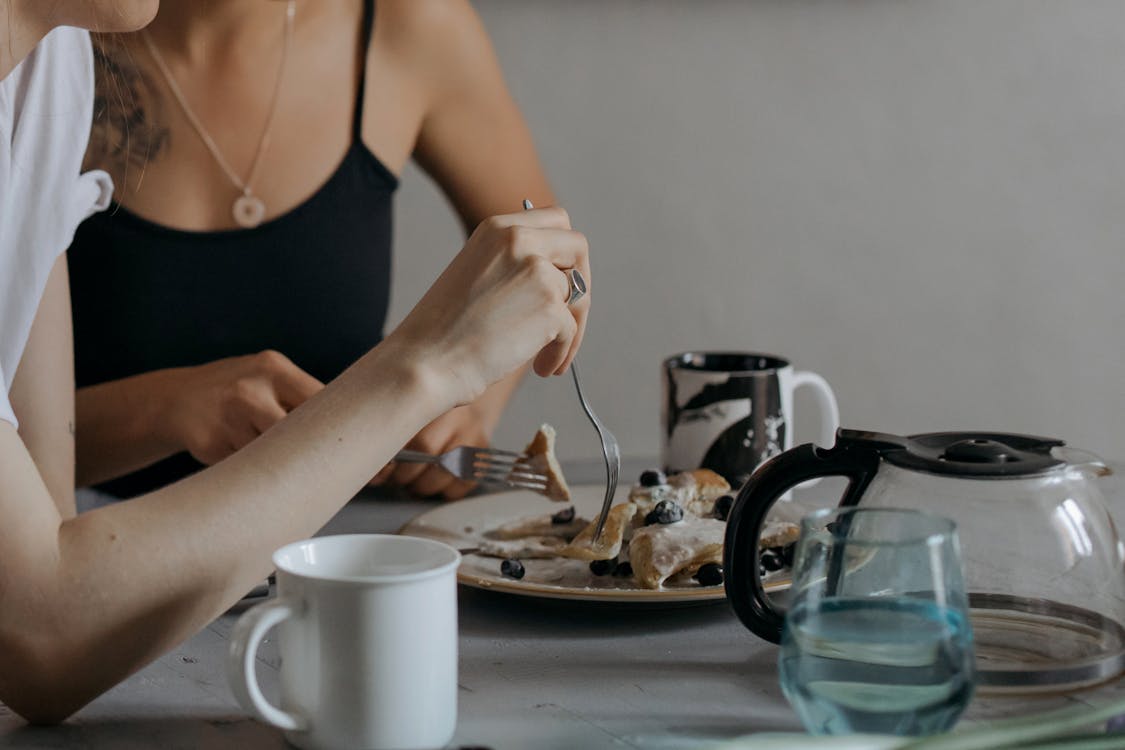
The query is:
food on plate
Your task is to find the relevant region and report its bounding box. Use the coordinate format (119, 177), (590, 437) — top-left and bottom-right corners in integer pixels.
(644, 499), (684, 525)
(629, 516), (726, 588)
(713, 494), (734, 522)
(560, 502), (637, 561)
(500, 558), (526, 580)
(484, 506), (587, 540)
(520, 424), (571, 502)
(476, 467), (799, 591)
(478, 536), (568, 559)
(628, 467), (730, 521)
(760, 519), (800, 549)
(694, 563), (724, 587)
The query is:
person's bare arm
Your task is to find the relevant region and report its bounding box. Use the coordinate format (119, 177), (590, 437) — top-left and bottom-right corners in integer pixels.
(0, 208), (587, 723)
(9, 257), (77, 519)
(75, 374), (181, 486)
(76, 353), (324, 487)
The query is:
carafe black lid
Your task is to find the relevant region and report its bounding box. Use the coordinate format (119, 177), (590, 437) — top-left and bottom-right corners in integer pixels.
(838, 429), (1067, 477)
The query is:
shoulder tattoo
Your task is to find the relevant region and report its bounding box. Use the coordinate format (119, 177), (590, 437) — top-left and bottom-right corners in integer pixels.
(87, 36), (171, 183)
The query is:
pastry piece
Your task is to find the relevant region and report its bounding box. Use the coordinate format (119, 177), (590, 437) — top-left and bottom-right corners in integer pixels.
(629, 481), (692, 513)
(560, 502), (636, 561)
(476, 536), (568, 560)
(760, 519), (799, 549)
(682, 469), (731, 518)
(627, 468), (731, 523)
(629, 517), (727, 589)
(485, 509), (588, 541)
(520, 424), (571, 502)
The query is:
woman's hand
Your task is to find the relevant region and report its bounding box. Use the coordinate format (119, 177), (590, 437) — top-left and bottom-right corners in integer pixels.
(371, 404), (490, 500)
(387, 205), (590, 408)
(160, 351), (324, 465)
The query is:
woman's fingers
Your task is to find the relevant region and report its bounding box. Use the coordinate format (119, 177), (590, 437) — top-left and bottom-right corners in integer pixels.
(407, 465), (458, 498)
(391, 457), (430, 487)
(482, 205), (572, 232)
(226, 419), (260, 454)
(508, 227), (589, 273)
(497, 215), (589, 376)
(260, 352), (323, 410)
(532, 304), (579, 377)
(244, 395), (288, 436)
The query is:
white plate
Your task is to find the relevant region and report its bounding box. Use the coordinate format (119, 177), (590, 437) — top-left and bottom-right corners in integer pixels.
(399, 484), (792, 604)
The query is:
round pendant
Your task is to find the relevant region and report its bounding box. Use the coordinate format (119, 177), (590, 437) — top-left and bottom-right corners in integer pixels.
(232, 194), (266, 228)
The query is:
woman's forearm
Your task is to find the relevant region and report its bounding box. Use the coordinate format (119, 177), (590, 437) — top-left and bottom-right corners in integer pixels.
(75, 373), (183, 487)
(2, 340), (448, 723)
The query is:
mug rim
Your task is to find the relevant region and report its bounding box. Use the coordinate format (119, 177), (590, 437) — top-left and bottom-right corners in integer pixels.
(664, 351), (792, 374)
(272, 533), (461, 586)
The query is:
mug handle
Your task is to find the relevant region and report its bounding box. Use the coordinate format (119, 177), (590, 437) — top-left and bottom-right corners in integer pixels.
(226, 597), (308, 732)
(791, 370), (840, 450)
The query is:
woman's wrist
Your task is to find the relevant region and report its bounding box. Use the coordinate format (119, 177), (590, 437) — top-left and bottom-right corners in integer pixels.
(374, 332), (483, 414)
(140, 367), (192, 452)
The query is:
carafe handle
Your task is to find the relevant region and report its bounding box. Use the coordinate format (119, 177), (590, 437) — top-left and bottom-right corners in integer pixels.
(723, 438), (882, 643)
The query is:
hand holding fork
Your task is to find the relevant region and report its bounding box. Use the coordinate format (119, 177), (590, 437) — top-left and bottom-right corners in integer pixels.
(523, 200), (619, 540)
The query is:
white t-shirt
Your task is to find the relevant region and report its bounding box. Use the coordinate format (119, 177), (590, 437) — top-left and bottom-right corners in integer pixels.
(0, 27), (113, 427)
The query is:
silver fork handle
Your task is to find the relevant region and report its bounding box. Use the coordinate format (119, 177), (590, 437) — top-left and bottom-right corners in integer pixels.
(571, 361), (619, 540)
(394, 450), (441, 464)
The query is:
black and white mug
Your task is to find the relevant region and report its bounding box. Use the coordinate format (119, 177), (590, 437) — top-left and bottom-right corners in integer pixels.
(661, 352), (839, 488)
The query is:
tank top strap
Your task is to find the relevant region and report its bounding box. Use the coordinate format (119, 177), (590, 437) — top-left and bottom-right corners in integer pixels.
(353, 0), (376, 141)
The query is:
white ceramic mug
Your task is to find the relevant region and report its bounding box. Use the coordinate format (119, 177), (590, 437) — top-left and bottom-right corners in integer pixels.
(662, 352), (840, 489)
(227, 534), (461, 750)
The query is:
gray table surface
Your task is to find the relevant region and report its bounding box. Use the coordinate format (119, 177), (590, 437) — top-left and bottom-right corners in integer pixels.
(2, 459), (1125, 749)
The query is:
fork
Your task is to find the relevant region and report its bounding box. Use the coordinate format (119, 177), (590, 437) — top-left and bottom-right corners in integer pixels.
(570, 361), (621, 540)
(393, 447), (548, 492)
(520, 198), (621, 541)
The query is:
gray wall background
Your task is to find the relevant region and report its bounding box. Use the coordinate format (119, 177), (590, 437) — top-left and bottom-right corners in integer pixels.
(388, 0), (1125, 466)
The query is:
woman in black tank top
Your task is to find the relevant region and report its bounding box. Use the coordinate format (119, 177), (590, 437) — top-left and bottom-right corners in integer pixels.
(71, 0), (558, 499)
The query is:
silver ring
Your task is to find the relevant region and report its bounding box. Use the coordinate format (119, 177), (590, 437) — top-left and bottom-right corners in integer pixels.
(567, 268), (587, 306)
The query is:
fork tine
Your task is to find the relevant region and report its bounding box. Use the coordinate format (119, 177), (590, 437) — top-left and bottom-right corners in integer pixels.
(474, 467), (547, 485)
(472, 472), (548, 492)
(472, 447), (525, 459)
(500, 479), (549, 492)
(471, 457), (525, 471)
(494, 468), (547, 482)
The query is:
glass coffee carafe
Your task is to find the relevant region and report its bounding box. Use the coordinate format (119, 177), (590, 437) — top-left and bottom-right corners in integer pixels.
(725, 428), (1123, 694)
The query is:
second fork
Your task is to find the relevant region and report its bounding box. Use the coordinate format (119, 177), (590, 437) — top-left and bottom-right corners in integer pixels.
(393, 447), (548, 492)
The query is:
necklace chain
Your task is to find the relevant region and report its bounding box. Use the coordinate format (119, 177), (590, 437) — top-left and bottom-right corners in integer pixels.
(141, 1), (295, 222)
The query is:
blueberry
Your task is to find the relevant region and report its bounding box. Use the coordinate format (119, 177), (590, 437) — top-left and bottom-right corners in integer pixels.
(713, 494), (734, 521)
(500, 559), (525, 580)
(638, 469), (667, 487)
(760, 549), (784, 572)
(612, 561), (634, 578)
(651, 500), (684, 524)
(589, 559), (617, 576)
(551, 506), (576, 524)
(695, 563), (724, 586)
(779, 542), (796, 567)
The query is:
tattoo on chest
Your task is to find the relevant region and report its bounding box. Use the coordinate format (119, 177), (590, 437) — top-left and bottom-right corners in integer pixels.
(87, 37), (172, 186)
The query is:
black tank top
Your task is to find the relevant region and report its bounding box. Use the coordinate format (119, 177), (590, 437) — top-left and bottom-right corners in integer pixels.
(69, 0), (396, 498)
